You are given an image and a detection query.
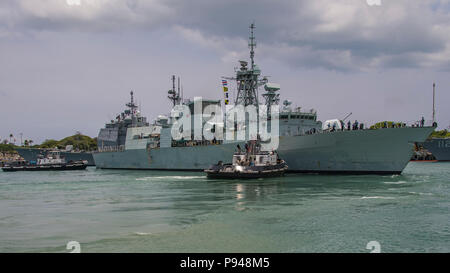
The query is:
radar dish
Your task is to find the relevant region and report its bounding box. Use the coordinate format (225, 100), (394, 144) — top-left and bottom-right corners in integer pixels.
(264, 83), (280, 91)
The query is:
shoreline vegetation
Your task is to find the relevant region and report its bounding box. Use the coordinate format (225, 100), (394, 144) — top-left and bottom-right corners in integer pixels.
(0, 134), (97, 164)
(429, 129), (450, 138)
(1, 133), (97, 151)
(36, 133), (97, 151)
(370, 121), (448, 139)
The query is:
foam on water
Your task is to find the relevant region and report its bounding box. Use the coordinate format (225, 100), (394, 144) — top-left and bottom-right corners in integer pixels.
(136, 176), (205, 181)
(134, 232), (152, 236)
(360, 196), (396, 200)
(383, 181), (407, 185)
(408, 192), (433, 196)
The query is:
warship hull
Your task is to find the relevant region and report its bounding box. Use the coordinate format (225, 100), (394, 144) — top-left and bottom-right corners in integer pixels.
(16, 148), (95, 166)
(422, 138), (450, 161)
(93, 126), (434, 174)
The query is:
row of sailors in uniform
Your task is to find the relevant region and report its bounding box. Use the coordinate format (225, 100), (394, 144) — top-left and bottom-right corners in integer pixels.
(327, 120), (365, 132)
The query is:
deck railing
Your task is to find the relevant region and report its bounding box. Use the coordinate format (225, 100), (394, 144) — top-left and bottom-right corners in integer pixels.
(297, 119), (435, 137)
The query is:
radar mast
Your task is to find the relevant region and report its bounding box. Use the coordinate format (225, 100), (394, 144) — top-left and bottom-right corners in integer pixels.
(126, 91), (138, 118)
(232, 23), (268, 107)
(249, 22), (256, 70)
(168, 75), (181, 107)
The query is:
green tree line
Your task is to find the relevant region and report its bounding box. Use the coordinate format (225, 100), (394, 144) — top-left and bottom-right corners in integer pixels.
(38, 134), (97, 151)
(0, 134), (97, 153)
(0, 144), (18, 153)
(430, 129), (450, 138)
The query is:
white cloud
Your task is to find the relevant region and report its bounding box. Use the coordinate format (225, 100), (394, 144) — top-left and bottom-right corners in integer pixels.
(2, 0), (173, 31)
(174, 25), (248, 64)
(172, 0), (450, 71)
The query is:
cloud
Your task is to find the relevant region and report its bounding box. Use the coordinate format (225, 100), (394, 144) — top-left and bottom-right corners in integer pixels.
(0, 0), (173, 33)
(173, 25), (248, 63)
(1, 0), (449, 70)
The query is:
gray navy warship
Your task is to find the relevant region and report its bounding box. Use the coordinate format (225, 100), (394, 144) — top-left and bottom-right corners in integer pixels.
(93, 24), (435, 174)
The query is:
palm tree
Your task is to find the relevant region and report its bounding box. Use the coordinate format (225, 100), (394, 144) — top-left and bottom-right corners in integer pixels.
(29, 140), (33, 147)
(24, 140), (29, 146)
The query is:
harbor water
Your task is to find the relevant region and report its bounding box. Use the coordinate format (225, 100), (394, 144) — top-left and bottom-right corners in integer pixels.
(0, 162), (449, 253)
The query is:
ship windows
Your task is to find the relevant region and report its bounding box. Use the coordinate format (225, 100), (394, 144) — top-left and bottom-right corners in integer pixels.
(278, 114), (316, 120)
(302, 115), (312, 120)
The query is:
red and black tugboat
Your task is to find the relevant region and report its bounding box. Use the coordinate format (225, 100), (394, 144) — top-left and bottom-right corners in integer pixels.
(204, 141), (288, 179)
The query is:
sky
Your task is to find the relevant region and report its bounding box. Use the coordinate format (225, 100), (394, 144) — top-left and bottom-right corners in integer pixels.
(0, 0), (449, 144)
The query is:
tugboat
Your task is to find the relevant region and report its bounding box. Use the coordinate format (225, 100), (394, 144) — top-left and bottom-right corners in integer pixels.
(2, 151), (88, 172)
(204, 141), (288, 179)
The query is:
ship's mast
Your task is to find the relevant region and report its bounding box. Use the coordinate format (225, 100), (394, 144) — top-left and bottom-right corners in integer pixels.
(432, 82), (436, 124)
(126, 90), (138, 118)
(249, 23), (256, 70)
(233, 23), (265, 107)
(168, 75), (181, 107)
(178, 77), (181, 102)
(262, 80), (280, 110)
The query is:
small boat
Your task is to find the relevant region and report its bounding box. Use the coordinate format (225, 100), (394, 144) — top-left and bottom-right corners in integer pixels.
(2, 151), (88, 172)
(204, 141), (288, 179)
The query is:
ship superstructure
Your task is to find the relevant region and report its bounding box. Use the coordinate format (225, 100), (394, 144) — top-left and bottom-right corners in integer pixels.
(97, 91), (152, 151)
(223, 24), (321, 140)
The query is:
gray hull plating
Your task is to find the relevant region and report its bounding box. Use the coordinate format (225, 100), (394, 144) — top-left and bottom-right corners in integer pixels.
(94, 142), (241, 170)
(93, 127), (434, 174)
(422, 138), (450, 161)
(278, 127), (433, 174)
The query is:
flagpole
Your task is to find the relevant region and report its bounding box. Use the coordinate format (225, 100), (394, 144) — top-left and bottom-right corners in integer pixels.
(432, 82), (436, 124)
